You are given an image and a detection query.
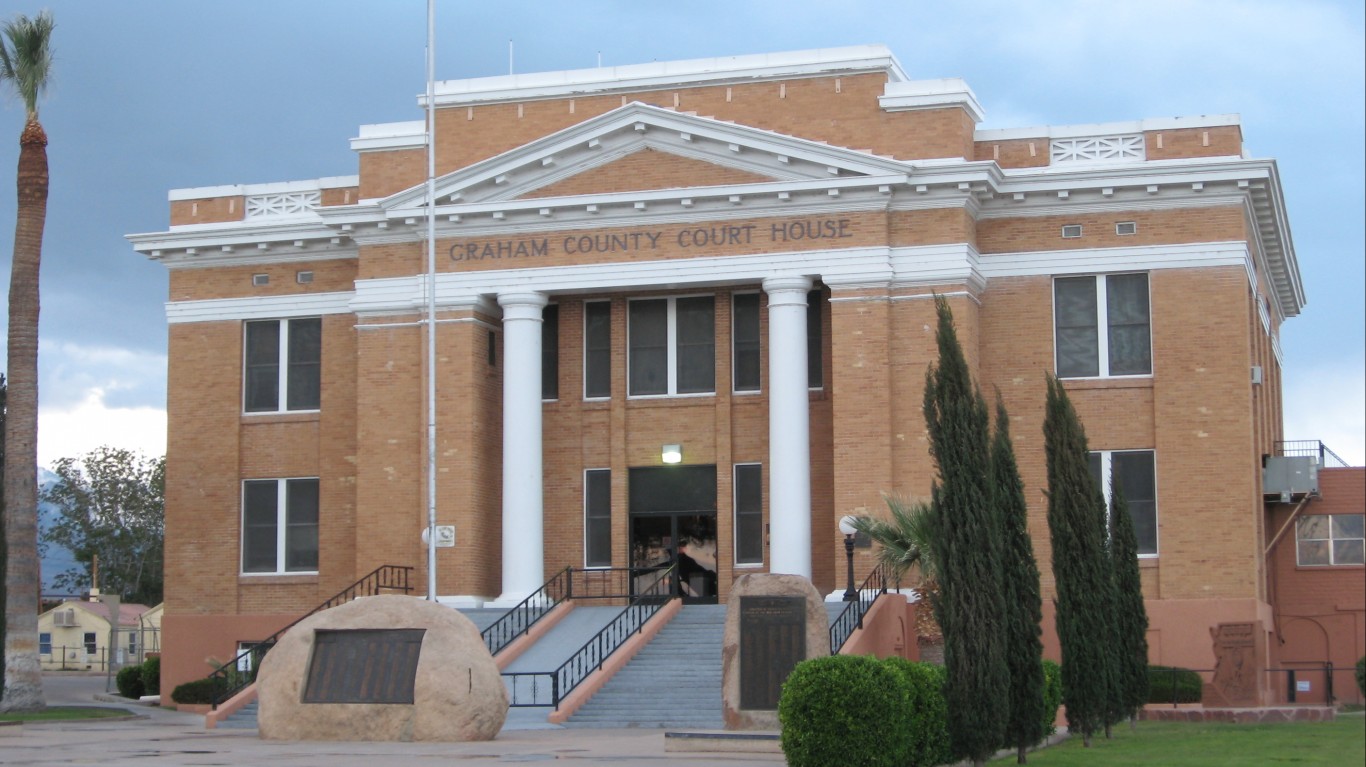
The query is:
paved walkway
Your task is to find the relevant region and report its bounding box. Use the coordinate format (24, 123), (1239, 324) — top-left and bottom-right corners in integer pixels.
(0, 673), (785, 766)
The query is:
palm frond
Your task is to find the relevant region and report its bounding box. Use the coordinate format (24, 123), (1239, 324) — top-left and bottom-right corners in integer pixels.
(848, 493), (938, 583)
(0, 10), (55, 117)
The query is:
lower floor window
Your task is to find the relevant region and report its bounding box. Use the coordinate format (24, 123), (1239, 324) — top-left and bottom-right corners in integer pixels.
(1089, 449), (1158, 556)
(584, 469), (612, 568)
(734, 464), (763, 565)
(39, 632), (51, 655)
(84, 632), (97, 655)
(1296, 514), (1365, 566)
(242, 478), (320, 574)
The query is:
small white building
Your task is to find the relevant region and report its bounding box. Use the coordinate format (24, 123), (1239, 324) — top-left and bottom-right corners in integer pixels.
(37, 599), (162, 671)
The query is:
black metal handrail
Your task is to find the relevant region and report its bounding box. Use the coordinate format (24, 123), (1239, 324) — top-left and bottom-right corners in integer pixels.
(481, 567), (572, 657)
(505, 564), (677, 708)
(1275, 440), (1350, 468)
(209, 564), (414, 708)
(829, 561), (891, 654)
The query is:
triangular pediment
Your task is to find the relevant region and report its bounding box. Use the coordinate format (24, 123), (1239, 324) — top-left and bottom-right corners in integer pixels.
(375, 102), (910, 213)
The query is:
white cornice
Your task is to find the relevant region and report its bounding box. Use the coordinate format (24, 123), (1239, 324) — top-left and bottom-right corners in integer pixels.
(165, 291), (353, 324)
(350, 120), (426, 153)
(880, 78), (985, 123)
(167, 176), (357, 202)
(423, 46), (908, 108)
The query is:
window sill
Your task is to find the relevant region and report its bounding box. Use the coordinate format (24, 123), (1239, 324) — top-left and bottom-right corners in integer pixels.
(1294, 563), (1364, 571)
(241, 411), (321, 425)
(1138, 557), (1159, 568)
(238, 573), (319, 585)
(626, 394), (717, 409)
(1060, 377), (1154, 392)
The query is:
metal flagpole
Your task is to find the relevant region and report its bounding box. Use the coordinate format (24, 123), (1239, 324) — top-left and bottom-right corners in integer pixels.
(424, 0), (439, 601)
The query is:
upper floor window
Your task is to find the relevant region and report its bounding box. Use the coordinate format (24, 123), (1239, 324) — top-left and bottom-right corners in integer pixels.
(584, 301), (612, 399)
(244, 318), (321, 412)
(732, 293), (761, 392)
(807, 289), (824, 389)
(542, 304), (559, 401)
(1054, 274), (1151, 378)
(1296, 514), (1365, 566)
(628, 296), (714, 396)
(242, 478), (319, 574)
(1089, 449), (1158, 556)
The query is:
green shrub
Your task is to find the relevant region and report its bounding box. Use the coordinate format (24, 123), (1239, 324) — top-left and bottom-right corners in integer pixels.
(115, 665), (145, 699)
(1147, 665), (1203, 704)
(779, 655), (914, 767)
(1041, 659), (1063, 736)
(1356, 656), (1365, 699)
(883, 657), (952, 767)
(170, 677), (218, 705)
(141, 655), (161, 696)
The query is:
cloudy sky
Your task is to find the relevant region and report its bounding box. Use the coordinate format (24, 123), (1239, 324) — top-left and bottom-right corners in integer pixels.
(0, 0), (1362, 467)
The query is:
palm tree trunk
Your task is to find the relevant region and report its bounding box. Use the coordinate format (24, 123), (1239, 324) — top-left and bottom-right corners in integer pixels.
(2, 115), (48, 712)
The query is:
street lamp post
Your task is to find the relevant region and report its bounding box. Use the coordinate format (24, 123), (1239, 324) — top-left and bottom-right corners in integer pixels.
(839, 515), (859, 602)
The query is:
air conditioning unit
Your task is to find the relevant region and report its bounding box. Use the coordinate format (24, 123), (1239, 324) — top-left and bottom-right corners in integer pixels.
(1263, 456), (1319, 499)
(53, 609), (76, 627)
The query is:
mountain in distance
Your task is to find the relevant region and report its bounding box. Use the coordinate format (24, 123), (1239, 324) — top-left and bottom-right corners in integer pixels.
(38, 466), (82, 596)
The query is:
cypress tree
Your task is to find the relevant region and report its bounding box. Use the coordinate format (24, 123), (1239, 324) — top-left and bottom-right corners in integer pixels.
(992, 394), (1047, 763)
(922, 297), (1007, 766)
(1109, 475), (1151, 728)
(1042, 375), (1114, 746)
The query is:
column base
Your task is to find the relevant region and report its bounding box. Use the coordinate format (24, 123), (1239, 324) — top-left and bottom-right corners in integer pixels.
(435, 595), (496, 609)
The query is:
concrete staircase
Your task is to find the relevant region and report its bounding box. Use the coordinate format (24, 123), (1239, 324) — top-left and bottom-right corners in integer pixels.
(564, 604), (727, 729)
(214, 700), (258, 729)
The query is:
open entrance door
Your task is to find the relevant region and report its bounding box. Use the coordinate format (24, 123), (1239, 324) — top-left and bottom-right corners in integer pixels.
(629, 466), (718, 604)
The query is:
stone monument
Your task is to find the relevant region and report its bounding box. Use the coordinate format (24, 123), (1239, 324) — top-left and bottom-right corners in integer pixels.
(721, 573), (829, 730)
(257, 594), (507, 741)
(1203, 622), (1264, 707)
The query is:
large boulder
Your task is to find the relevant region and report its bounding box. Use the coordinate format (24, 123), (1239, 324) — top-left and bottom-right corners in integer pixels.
(257, 594), (507, 741)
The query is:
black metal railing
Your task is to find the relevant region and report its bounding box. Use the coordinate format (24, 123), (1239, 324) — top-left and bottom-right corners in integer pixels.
(209, 564), (413, 708)
(481, 567), (572, 657)
(829, 561), (891, 654)
(1275, 440), (1350, 468)
(504, 564), (677, 708)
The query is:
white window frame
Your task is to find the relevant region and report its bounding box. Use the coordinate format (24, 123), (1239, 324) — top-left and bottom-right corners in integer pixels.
(1295, 513), (1365, 567)
(582, 300), (612, 401)
(1093, 449), (1158, 558)
(240, 477), (320, 575)
(1053, 273), (1153, 380)
(627, 294), (716, 399)
(731, 291), (762, 395)
(39, 631), (52, 656)
(243, 317), (321, 414)
(733, 462), (764, 567)
(583, 468), (612, 569)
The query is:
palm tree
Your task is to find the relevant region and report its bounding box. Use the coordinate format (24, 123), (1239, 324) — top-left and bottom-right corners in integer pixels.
(0, 9), (54, 713)
(850, 495), (944, 651)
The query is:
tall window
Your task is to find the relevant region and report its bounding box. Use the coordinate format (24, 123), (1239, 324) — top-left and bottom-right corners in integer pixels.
(807, 289), (823, 389)
(1089, 449), (1157, 556)
(734, 463), (763, 565)
(732, 293), (761, 392)
(584, 469), (612, 567)
(39, 632), (51, 656)
(584, 301), (611, 399)
(1296, 514), (1365, 566)
(1054, 274), (1151, 378)
(244, 318), (321, 412)
(628, 296), (715, 396)
(542, 304), (559, 400)
(83, 633), (97, 656)
(242, 478), (320, 574)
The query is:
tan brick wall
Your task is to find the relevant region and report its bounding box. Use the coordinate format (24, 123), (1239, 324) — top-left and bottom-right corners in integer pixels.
(320, 186), (360, 207)
(890, 207), (978, 249)
(170, 196), (244, 226)
(169, 258), (356, 302)
(973, 137), (1051, 168)
(1146, 126), (1243, 160)
(977, 206), (1246, 254)
(522, 148), (774, 199)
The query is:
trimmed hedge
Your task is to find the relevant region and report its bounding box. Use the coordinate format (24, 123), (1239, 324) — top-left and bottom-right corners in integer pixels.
(116, 665), (145, 699)
(1147, 665), (1203, 704)
(1356, 656), (1365, 698)
(141, 655), (161, 696)
(882, 657), (952, 767)
(171, 677), (218, 705)
(779, 655), (914, 767)
(1041, 659), (1063, 736)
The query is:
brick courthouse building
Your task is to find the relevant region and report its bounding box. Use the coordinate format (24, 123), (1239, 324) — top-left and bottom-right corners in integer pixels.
(131, 46), (1361, 701)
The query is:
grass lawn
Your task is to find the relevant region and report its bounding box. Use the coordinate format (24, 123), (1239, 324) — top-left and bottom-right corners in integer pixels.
(0, 706), (136, 722)
(1021, 716), (1365, 766)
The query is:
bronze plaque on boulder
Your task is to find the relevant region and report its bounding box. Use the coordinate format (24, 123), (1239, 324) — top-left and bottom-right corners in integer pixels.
(739, 596), (806, 710)
(303, 628), (426, 704)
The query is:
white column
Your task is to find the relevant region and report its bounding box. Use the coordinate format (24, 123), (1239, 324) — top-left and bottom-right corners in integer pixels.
(763, 276), (813, 578)
(496, 291), (548, 604)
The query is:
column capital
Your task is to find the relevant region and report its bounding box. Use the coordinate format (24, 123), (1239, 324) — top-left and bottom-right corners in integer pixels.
(762, 276), (814, 306)
(497, 291), (548, 321)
